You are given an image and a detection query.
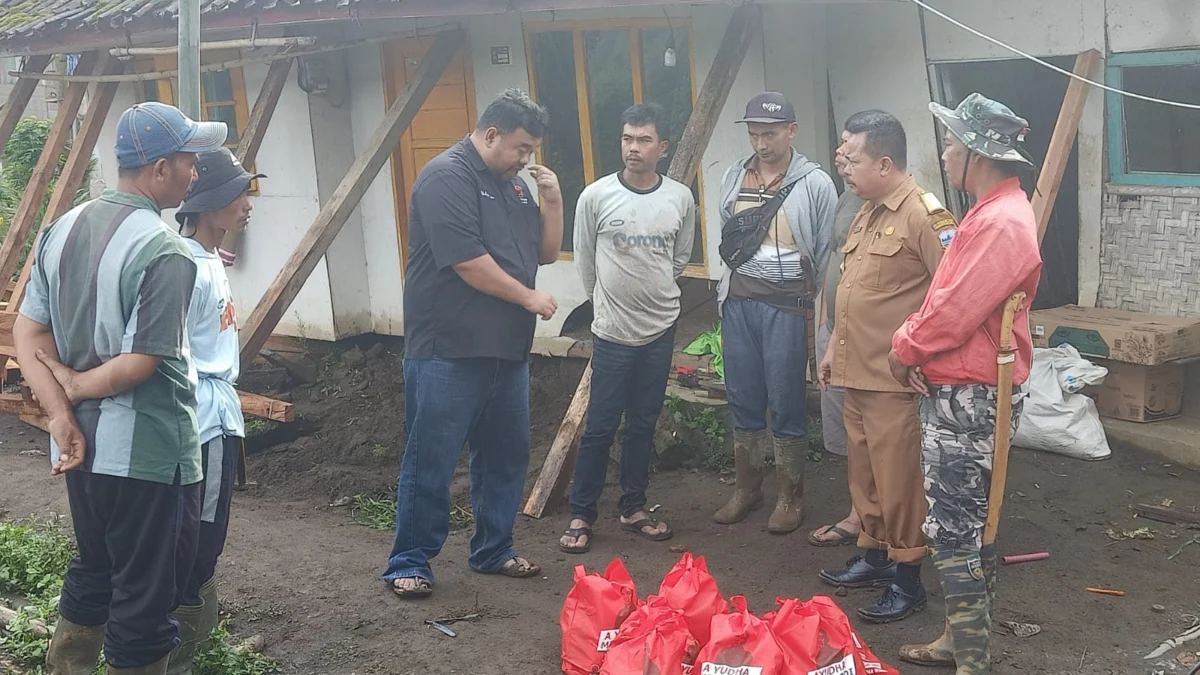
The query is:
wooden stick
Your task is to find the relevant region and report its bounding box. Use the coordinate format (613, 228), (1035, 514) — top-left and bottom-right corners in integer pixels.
(7, 58), (127, 310)
(1032, 50), (1101, 245)
(237, 28), (467, 368)
(0, 55), (51, 158)
(237, 391), (294, 423)
(110, 37), (314, 57)
(983, 292), (1026, 546)
(521, 5), (760, 519)
(1086, 587), (1125, 597)
(0, 52), (101, 293)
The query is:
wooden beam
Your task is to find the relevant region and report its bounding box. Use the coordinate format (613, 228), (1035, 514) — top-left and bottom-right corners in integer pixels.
(219, 56), (294, 263)
(0, 55), (51, 157)
(7, 58), (127, 310)
(1032, 49), (1101, 245)
(237, 28), (466, 368)
(666, 4), (759, 186)
(1134, 503), (1200, 528)
(237, 391), (294, 423)
(0, 52), (101, 292)
(522, 6), (760, 519)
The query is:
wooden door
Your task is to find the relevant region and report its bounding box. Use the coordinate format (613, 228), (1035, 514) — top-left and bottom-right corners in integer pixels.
(382, 37), (477, 275)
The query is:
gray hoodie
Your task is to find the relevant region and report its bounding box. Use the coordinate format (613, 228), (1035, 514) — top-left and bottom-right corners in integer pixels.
(715, 150), (838, 309)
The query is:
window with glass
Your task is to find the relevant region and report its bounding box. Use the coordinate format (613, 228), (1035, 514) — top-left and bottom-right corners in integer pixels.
(1107, 50), (1200, 186)
(133, 50), (250, 155)
(525, 20), (705, 270)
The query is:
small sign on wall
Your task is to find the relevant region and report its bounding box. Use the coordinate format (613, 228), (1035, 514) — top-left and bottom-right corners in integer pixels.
(490, 46), (511, 65)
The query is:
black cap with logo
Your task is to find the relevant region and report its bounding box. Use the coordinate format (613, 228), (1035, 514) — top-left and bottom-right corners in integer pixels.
(737, 91), (796, 124)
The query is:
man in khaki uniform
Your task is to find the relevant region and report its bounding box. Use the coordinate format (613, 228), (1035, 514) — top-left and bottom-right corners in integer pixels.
(817, 110), (956, 624)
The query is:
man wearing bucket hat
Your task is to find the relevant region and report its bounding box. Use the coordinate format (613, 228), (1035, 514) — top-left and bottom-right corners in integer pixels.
(166, 148), (263, 674)
(889, 93), (1043, 673)
(15, 101), (226, 674)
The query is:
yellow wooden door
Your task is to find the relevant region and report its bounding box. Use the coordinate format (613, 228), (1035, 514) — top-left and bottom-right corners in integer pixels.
(382, 37), (478, 275)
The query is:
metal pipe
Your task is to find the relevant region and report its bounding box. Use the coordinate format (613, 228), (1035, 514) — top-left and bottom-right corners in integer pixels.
(177, 0), (201, 118)
(110, 37), (315, 58)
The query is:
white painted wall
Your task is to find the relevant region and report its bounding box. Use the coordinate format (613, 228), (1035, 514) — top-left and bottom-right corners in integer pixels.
(763, 3), (831, 170)
(1107, 0), (1200, 54)
(826, 1), (943, 197)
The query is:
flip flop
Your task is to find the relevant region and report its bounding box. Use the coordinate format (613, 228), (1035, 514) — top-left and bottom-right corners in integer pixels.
(621, 517), (673, 542)
(808, 524), (858, 547)
(559, 525), (593, 554)
(492, 556), (541, 578)
(391, 577), (433, 599)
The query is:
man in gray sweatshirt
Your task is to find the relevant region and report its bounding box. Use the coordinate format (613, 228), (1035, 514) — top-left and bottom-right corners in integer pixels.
(714, 92), (838, 535)
(559, 103), (696, 553)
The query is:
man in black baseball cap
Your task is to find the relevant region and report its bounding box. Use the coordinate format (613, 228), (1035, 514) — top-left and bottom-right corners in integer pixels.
(713, 91), (837, 535)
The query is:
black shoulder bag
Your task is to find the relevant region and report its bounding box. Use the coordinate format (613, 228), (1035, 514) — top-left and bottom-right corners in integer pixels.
(718, 180), (798, 269)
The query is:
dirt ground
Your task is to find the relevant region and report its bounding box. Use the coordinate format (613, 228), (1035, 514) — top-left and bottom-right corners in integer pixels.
(2, 344), (1199, 675)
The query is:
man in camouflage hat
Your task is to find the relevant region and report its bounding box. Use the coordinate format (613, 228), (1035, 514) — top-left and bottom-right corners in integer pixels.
(888, 93), (1044, 674)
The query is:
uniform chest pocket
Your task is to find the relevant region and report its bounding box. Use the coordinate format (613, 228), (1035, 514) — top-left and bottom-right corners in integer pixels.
(861, 236), (906, 292)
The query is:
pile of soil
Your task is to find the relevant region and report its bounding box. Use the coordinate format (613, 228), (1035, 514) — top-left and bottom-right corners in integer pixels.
(240, 337), (586, 505)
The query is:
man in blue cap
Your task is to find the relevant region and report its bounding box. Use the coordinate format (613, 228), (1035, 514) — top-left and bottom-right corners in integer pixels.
(15, 101), (226, 675)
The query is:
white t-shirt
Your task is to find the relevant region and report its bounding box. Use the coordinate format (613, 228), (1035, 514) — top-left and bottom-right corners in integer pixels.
(186, 238), (244, 443)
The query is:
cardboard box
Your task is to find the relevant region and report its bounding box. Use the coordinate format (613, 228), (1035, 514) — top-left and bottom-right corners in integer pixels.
(1031, 306), (1200, 366)
(1087, 360), (1184, 423)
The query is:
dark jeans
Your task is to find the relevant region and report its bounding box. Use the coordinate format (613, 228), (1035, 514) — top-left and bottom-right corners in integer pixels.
(722, 298), (808, 438)
(181, 436), (241, 606)
(59, 470), (201, 668)
(383, 357), (530, 584)
(569, 326), (675, 525)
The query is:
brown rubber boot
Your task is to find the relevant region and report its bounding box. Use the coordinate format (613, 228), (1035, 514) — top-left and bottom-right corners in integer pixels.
(45, 617), (106, 675)
(766, 435), (806, 534)
(106, 654), (169, 675)
(713, 429), (766, 524)
(899, 619), (955, 668)
(166, 576), (218, 675)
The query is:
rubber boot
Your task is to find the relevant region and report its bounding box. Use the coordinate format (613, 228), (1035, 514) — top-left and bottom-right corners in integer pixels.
(899, 619), (955, 668)
(166, 576), (218, 675)
(931, 547), (992, 675)
(713, 429), (766, 524)
(106, 654), (169, 675)
(766, 435), (805, 534)
(45, 617), (106, 675)
(980, 542), (998, 619)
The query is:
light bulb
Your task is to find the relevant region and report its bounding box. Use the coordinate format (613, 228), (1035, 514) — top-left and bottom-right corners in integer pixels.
(664, 47), (677, 68)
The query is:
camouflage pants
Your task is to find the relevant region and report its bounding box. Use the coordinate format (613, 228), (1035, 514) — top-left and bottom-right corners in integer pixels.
(920, 384), (1024, 675)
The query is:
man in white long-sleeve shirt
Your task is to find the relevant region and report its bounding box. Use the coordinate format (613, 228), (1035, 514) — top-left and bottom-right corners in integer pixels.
(559, 102), (696, 553)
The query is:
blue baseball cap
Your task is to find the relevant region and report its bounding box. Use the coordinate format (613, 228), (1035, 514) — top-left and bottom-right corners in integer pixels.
(115, 102), (228, 169)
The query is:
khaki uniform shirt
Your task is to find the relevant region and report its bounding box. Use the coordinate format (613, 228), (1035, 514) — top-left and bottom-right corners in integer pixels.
(830, 175), (957, 392)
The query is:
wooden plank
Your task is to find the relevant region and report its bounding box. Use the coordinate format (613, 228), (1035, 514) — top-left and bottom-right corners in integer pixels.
(666, 4), (758, 187)
(237, 29), (467, 369)
(0, 392), (37, 415)
(0, 52), (101, 293)
(19, 412), (49, 434)
(237, 390), (294, 423)
(0, 55), (52, 158)
(219, 57), (295, 262)
(1134, 503), (1200, 527)
(8, 57), (126, 310)
(1032, 49), (1101, 245)
(522, 7), (759, 519)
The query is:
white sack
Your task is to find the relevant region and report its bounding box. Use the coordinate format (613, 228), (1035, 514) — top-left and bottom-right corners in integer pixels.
(1013, 345), (1112, 460)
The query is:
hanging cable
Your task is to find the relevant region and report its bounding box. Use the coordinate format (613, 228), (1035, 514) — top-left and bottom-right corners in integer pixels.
(905, 0), (1200, 111)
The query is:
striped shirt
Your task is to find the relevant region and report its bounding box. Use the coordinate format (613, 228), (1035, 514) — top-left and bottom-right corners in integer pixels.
(20, 190), (202, 486)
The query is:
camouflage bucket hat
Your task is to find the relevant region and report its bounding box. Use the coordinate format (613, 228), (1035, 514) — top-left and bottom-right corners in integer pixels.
(929, 92), (1034, 166)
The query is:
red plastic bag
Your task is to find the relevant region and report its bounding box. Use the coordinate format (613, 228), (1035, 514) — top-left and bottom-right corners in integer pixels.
(561, 559), (641, 675)
(657, 552), (728, 645)
(693, 596), (785, 675)
(766, 596), (899, 675)
(600, 595), (700, 675)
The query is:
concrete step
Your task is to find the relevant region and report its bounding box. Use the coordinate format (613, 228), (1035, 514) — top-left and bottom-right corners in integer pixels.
(1102, 416), (1200, 472)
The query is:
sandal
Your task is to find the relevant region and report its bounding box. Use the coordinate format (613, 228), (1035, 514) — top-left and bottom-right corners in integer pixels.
(391, 577), (433, 599)
(494, 556), (541, 578)
(621, 517), (673, 542)
(559, 525), (593, 554)
(807, 524), (858, 548)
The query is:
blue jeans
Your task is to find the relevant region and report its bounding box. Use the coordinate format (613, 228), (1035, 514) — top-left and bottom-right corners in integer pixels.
(722, 298), (808, 439)
(383, 357), (531, 584)
(568, 327), (676, 525)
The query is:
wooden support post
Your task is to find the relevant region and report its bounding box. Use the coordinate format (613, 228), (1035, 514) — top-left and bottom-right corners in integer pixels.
(0, 52), (101, 292)
(220, 56), (295, 263)
(237, 391), (295, 423)
(0, 55), (52, 157)
(237, 28), (466, 368)
(1032, 49), (1101, 245)
(8, 57), (127, 310)
(522, 5), (760, 519)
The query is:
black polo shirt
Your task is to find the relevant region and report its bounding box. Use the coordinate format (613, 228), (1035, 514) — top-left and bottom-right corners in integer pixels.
(403, 137), (543, 361)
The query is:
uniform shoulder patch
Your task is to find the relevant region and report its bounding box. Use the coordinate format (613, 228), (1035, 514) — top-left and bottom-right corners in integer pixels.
(920, 191), (946, 215)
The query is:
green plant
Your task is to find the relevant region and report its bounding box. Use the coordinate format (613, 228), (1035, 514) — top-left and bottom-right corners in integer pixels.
(371, 444), (390, 457)
(663, 396), (730, 472)
(244, 419), (279, 438)
(350, 494), (473, 532)
(194, 623), (280, 675)
(0, 518), (75, 598)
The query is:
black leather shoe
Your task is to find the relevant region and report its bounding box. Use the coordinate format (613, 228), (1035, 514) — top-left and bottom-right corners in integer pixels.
(819, 555), (897, 589)
(857, 582), (927, 624)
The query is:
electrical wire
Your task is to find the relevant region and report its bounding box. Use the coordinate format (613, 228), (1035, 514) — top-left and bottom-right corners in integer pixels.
(904, 0), (1200, 111)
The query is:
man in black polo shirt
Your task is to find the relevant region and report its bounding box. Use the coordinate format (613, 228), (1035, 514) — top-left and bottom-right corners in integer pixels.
(383, 89), (562, 599)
